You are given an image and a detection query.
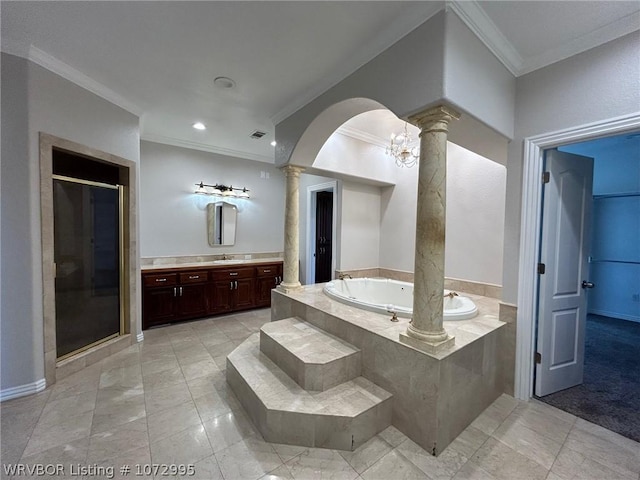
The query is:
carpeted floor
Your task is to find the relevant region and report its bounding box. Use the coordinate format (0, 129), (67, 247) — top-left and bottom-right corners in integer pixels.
(537, 314), (640, 442)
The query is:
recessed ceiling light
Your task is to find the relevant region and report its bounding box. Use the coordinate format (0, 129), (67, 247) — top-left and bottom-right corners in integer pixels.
(270, 141), (277, 147)
(193, 122), (206, 130)
(214, 76), (236, 89)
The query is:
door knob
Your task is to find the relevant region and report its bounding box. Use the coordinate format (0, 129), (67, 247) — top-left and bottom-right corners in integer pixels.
(581, 281), (595, 289)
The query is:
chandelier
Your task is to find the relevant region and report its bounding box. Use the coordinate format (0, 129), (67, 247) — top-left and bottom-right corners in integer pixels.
(386, 122), (419, 168)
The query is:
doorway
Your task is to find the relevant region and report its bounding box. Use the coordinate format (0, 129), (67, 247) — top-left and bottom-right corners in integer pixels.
(40, 133), (137, 387)
(532, 131), (640, 442)
(53, 151), (124, 359)
(306, 181), (338, 285)
(314, 191), (333, 283)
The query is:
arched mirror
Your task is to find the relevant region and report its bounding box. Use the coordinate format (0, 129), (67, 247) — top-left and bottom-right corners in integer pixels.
(207, 201), (237, 246)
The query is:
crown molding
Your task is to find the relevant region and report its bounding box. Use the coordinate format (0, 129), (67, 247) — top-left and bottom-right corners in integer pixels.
(447, 1), (523, 76)
(270, 3), (444, 125)
(2, 40), (143, 116)
(141, 133), (275, 164)
(518, 10), (640, 76)
(448, 1), (640, 77)
(335, 125), (388, 149)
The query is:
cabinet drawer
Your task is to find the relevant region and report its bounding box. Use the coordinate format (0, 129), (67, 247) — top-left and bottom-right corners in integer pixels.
(179, 271), (208, 284)
(256, 264), (281, 277)
(143, 273), (177, 287)
(210, 267), (254, 281)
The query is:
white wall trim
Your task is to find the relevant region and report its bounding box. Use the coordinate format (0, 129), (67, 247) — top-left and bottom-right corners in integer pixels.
(336, 126), (388, 149)
(137, 332), (145, 343)
(515, 112), (640, 400)
(448, 1), (522, 76)
(519, 11), (640, 76)
(141, 133), (274, 164)
(1, 43), (144, 116)
(305, 181), (339, 285)
(0, 378), (46, 402)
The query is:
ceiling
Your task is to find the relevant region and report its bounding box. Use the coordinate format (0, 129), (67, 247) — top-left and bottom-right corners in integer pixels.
(2, 1), (639, 163)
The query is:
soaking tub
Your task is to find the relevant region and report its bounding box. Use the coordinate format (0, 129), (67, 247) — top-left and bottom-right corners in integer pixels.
(323, 278), (478, 320)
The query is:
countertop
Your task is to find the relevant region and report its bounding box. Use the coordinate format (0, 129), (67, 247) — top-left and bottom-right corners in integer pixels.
(141, 257), (283, 271)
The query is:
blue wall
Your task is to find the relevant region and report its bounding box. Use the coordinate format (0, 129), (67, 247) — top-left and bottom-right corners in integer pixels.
(560, 133), (640, 322)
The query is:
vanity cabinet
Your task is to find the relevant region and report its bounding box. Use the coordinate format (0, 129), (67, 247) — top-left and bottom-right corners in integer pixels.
(141, 260), (282, 329)
(255, 263), (283, 307)
(209, 267), (255, 314)
(142, 271), (208, 329)
(177, 272), (209, 317)
(142, 273), (179, 327)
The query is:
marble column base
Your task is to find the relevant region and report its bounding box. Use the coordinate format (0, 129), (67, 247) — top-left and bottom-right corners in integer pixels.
(277, 282), (303, 294)
(399, 331), (455, 354)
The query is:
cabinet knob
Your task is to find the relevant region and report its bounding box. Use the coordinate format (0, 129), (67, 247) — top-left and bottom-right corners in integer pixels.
(189, 275), (199, 279)
(156, 278), (167, 282)
(264, 269), (271, 273)
(229, 272), (238, 276)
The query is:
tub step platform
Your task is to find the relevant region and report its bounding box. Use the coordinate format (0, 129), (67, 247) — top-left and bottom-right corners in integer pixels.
(227, 333), (392, 451)
(260, 317), (361, 391)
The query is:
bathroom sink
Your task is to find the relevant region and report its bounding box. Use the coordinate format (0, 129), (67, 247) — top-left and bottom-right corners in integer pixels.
(212, 259), (243, 264)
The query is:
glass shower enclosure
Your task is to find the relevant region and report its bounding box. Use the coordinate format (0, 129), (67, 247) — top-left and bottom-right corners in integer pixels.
(53, 175), (123, 359)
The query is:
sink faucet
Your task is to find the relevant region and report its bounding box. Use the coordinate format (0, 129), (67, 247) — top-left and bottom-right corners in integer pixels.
(221, 254), (232, 260)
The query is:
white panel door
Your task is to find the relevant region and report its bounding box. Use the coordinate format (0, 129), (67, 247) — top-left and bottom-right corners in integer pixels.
(535, 149), (594, 397)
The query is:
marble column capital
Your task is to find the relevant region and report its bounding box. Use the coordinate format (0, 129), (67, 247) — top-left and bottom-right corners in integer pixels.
(280, 164), (306, 178)
(409, 105), (461, 134)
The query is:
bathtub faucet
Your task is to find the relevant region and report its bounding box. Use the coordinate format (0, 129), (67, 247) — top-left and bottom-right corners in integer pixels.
(338, 273), (353, 280)
(444, 291), (459, 299)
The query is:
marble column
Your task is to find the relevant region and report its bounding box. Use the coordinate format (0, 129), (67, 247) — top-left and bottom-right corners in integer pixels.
(400, 105), (460, 354)
(279, 164), (305, 292)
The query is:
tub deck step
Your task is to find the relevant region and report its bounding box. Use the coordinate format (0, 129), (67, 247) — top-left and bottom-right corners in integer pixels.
(260, 317), (361, 391)
(226, 333), (392, 451)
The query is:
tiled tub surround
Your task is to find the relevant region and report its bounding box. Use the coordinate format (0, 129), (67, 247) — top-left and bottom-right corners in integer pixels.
(243, 284), (506, 456)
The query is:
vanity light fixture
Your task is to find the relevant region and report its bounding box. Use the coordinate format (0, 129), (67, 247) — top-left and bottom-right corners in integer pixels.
(270, 141), (277, 147)
(192, 122), (206, 130)
(194, 182), (250, 198)
(386, 121), (419, 168)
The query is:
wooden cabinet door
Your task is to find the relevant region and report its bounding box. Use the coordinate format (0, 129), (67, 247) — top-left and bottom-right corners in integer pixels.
(210, 280), (234, 314)
(177, 284), (208, 317)
(256, 276), (276, 306)
(143, 286), (177, 328)
(256, 276), (276, 307)
(254, 263), (282, 307)
(234, 278), (255, 310)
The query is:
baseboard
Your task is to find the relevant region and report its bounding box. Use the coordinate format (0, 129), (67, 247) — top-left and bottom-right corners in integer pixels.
(137, 332), (144, 343)
(0, 378), (46, 402)
(589, 309), (640, 323)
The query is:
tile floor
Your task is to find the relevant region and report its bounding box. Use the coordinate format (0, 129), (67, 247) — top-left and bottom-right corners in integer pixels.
(1, 308), (639, 480)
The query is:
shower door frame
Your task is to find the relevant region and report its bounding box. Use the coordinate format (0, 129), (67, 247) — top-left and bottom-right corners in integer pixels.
(52, 174), (126, 361)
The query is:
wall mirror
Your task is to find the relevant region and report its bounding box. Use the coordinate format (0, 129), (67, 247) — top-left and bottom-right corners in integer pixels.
(207, 202), (237, 246)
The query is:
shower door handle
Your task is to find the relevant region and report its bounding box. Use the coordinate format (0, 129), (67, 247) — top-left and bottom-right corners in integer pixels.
(581, 281), (595, 289)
